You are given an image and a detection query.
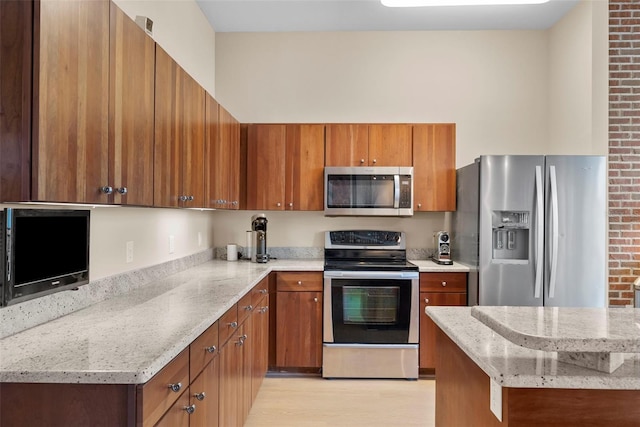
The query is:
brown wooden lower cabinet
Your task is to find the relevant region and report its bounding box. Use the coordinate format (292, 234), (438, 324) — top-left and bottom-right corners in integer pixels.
(435, 327), (640, 426)
(419, 272), (467, 371)
(275, 271), (323, 370)
(219, 323), (244, 427)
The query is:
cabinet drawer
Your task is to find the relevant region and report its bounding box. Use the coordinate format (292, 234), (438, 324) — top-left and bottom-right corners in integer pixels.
(190, 321), (219, 380)
(138, 348), (190, 427)
(277, 272), (323, 292)
(420, 272), (467, 292)
(251, 277), (270, 307)
(219, 304), (239, 346)
(238, 291), (254, 325)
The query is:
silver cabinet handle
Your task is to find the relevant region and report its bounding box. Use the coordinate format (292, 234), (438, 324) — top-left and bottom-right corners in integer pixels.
(100, 186), (113, 195)
(260, 307), (269, 314)
(184, 404), (196, 414)
(313, 297), (318, 303)
(441, 281), (447, 287)
(372, 159), (377, 164)
(179, 195), (187, 202)
(206, 345), (216, 354)
(288, 202), (293, 207)
(259, 289), (268, 294)
(194, 392), (206, 401)
(276, 202), (281, 207)
(232, 201), (238, 205)
(168, 382), (182, 393)
(188, 195), (195, 201)
(244, 305), (253, 311)
(417, 203), (422, 208)
(228, 321), (238, 328)
(360, 158), (365, 164)
(424, 298), (430, 304)
(116, 187), (128, 195)
(297, 281), (302, 285)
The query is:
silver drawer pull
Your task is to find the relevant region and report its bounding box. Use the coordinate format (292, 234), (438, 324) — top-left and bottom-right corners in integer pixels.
(168, 382), (182, 393)
(245, 305), (253, 311)
(441, 281), (447, 287)
(194, 391), (206, 401)
(259, 289), (268, 294)
(206, 345), (217, 354)
(184, 404), (196, 414)
(424, 298), (430, 304)
(228, 321), (238, 328)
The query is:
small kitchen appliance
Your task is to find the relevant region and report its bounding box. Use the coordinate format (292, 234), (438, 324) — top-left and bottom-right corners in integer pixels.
(251, 214), (269, 263)
(323, 230), (419, 379)
(433, 231), (452, 265)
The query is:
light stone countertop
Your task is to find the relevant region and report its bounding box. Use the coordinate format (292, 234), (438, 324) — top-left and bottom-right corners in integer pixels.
(426, 306), (640, 389)
(409, 260), (470, 272)
(470, 306), (640, 353)
(0, 259), (322, 385)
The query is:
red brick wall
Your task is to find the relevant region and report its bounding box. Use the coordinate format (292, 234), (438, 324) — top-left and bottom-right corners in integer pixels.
(608, 0), (640, 306)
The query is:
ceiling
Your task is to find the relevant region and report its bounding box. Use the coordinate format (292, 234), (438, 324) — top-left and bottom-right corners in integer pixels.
(196, 0), (580, 33)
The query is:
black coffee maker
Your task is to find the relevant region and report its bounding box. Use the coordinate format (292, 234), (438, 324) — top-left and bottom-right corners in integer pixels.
(251, 214), (269, 263)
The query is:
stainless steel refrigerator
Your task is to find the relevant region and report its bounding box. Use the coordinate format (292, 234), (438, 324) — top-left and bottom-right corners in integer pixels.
(452, 155), (607, 307)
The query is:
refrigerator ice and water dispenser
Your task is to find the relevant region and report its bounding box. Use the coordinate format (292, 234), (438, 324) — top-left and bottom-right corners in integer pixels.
(491, 211), (529, 261)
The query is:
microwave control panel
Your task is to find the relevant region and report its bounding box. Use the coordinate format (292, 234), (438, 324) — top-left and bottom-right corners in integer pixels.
(399, 175), (412, 208)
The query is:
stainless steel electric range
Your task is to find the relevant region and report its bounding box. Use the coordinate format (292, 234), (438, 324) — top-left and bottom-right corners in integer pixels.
(322, 230), (419, 379)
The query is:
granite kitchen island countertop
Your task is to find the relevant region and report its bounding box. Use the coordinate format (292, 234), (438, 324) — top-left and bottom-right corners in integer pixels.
(0, 259), (323, 385)
(426, 306), (640, 389)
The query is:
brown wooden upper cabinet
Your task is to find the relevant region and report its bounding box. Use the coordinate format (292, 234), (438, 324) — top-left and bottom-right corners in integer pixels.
(206, 100), (241, 210)
(325, 124), (412, 167)
(412, 124), (456, 212)
(0, 0), (110, 203)
(246, 124), (324, 211)
(0, 1), (157, 205)
(154, 45), (205, 208)
(109, 2), (155, 206)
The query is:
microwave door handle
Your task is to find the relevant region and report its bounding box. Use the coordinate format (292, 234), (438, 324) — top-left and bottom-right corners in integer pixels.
(393, 175), (400, 208)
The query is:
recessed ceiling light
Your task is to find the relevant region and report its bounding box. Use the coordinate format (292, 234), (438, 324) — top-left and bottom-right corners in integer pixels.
(382, 0), (550, 6)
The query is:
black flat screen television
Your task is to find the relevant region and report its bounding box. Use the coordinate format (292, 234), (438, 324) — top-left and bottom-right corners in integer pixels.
(3, 208), (90, 306)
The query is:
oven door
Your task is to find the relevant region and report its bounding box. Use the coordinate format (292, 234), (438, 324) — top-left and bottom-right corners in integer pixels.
(323, 270), (419, 344)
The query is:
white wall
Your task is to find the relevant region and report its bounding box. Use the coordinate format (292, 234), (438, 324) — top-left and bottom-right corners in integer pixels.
(113, 0), (216, 95)
(215, 30), (551, 168)
(547, 0), (608, 155)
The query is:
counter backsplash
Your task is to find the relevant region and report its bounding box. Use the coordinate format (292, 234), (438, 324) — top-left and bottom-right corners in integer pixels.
(215, 246), (433, 261)
(0, 249), (214, 339)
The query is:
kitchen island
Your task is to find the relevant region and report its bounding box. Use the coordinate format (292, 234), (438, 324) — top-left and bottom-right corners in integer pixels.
(426, 306), (640, 426)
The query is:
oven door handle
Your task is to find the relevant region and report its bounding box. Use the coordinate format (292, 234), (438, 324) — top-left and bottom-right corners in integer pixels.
(324, 270), (419, 280)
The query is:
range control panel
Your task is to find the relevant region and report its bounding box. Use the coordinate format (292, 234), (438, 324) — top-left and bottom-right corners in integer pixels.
(328, 230), (403, 246)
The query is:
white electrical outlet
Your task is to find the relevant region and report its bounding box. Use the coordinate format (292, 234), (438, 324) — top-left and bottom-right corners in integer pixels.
(489, 378), (503, 422)
(169, 235), (175, 254)
(126, 241), (134, 263)
(198, 231), (202, 247)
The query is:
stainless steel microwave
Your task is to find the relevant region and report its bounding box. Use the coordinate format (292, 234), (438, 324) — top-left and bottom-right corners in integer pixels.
(324, 167), (413, 216)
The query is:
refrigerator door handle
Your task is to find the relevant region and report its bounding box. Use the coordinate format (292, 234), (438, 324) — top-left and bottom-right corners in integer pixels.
(549, 165), (560, 298)
(534, 166), (544, 299)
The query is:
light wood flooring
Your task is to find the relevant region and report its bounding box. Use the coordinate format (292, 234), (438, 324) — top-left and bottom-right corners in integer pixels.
(245, 375), (436, 427)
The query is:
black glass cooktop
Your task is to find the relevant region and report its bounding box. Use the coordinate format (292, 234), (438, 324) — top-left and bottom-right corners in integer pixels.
(323, 260), (418, 272)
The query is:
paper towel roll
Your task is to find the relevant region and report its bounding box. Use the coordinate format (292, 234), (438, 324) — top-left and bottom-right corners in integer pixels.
(245, 230), (253, 259)
(227, 244), (238, 261)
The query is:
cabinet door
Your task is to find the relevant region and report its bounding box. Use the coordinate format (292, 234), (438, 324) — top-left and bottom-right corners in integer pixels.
(0, 0), (32, 202)
(413, 124), (456, 211)
(246, 124), (286, 210)
(154, 45), (181, 208)
(368, 124), (412, 166)
(276, 291), (323, 368)
(204, 93), (221, 208)
(226, 109), (241, 210)
(325, 124), (368, 166)
(33, 0), (109, 203)
(419, 292), (466, 369)
(109, 3), (155, 206)
(251, 295), (269, 404)
(214, 105), (241, 209)
(285, 124), (325, 210)
(241, 313), (253, 425)
(180, 70), (205, 208)
(154, 390), (190, 427)
(190, 357), (220, 427)
(219, 325), (243, 427)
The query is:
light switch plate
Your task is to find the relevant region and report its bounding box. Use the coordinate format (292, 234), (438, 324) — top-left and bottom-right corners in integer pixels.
(490, 378), (503, 422)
